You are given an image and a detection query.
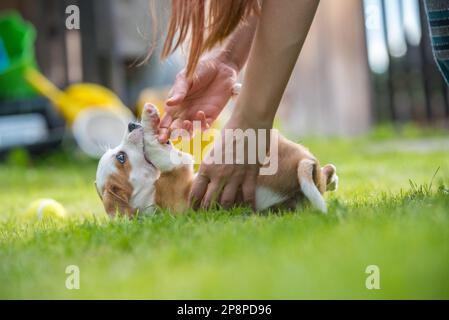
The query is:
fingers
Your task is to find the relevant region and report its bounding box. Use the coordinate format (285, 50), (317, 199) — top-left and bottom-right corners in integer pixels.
(158, 130), (170, 144)
(169, 118), (184, 132)
(178, 111), (209, 139)
(190, 166), (258, 211)
(242, 172), (257, 211)
(166, 74), (189, 106)
(206, 118), (214, 128)
(195, 111), (210, 131)
(158, 116), (185, 143)
(158, 113), (172, 143)
(158, 73), (190, 143)
(201, 181), (222, 209)
(220, 182), (240, 209)
(160, 111), (208, 142)
(182, 120), (193, 135)
(189, 174), (209, 210)
(190, 173), (257, 210)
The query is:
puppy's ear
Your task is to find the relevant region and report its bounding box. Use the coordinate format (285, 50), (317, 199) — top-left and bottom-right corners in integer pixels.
(102, 182), (135, 217)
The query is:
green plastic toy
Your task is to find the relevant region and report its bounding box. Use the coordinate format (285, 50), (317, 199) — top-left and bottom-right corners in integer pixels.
(0, 12), (37, 99)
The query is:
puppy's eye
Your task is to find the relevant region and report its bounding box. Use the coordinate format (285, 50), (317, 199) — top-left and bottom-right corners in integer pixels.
(116, 152), (126, 164)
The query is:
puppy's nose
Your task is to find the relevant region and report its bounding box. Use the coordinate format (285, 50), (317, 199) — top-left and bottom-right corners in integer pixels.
(128, 122), (142, 132)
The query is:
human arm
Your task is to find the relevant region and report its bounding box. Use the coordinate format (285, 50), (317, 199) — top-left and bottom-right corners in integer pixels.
(157, 14), (259, 143)
(190, 0), (320, 209)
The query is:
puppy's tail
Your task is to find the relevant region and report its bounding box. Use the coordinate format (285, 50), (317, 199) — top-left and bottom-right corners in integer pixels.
(298, 159), (327, 213)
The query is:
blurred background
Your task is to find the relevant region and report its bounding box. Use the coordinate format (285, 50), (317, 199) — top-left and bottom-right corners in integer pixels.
(2, 1), (449, 300)
(0, 0), (447, 159)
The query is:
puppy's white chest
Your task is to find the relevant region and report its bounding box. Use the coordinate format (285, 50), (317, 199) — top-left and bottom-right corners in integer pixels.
(255, 186), (288, 211)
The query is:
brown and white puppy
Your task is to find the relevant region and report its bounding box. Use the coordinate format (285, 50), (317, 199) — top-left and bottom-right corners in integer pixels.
(95, 104), (338, 217)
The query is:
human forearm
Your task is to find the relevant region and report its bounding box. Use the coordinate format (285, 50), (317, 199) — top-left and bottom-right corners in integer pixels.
(216, 14), (259, 71)
(233, 0), (319, 127)
(159, 12), (259, 143)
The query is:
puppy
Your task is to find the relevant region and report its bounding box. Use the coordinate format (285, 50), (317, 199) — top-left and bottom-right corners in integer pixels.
(95, 104), (338, 217)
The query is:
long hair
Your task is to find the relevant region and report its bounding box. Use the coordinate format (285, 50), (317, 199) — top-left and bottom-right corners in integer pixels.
(161, 0), (260, 78)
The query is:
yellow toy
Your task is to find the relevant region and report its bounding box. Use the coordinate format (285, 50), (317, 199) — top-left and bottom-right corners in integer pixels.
(25, 69), (133, 157)
(23, 199), (67, 221)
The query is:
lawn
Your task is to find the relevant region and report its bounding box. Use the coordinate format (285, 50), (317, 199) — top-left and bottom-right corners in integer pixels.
(0, 128), (449, 299)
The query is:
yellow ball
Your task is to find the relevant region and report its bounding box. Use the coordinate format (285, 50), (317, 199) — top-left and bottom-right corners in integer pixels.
(23, 199), (67, 221)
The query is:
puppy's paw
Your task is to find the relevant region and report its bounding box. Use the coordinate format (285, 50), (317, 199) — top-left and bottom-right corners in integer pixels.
(142, 103), (160, 133)
(328, 174), (338, 192)
(322, 164), (338, 192)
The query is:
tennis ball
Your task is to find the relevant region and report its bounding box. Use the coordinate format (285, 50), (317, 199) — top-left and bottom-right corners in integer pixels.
(23, 199), (67, 221)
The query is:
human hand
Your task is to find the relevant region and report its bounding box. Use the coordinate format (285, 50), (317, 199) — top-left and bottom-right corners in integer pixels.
(158, 53), (239, 143)
(189, 115), (271, 210)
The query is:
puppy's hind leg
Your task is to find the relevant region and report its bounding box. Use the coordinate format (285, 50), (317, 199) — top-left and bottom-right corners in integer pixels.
(141, 103), (193, 172)
(298, 159), (327, 213)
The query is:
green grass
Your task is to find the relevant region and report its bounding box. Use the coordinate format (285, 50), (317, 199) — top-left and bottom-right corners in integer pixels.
(1, 132), (449, 299)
